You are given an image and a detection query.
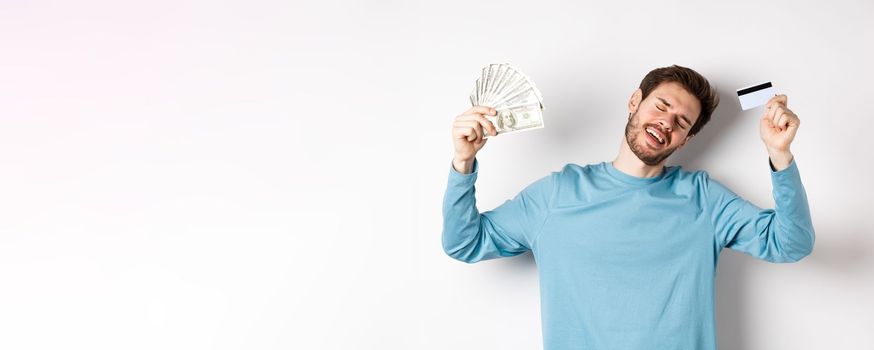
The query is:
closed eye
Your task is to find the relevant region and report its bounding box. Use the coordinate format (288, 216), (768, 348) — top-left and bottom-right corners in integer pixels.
(657, 103), (688, 130)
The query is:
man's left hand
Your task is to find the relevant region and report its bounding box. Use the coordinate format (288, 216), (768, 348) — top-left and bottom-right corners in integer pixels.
(759, 94), (799, 170)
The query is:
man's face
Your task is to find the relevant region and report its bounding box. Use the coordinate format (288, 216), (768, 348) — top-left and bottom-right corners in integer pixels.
(625, 81), (701, 166)
(499, 111), (516, 129)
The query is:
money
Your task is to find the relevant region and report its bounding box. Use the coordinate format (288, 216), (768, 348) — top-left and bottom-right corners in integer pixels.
(486, 102), (543, 135)
(468, 63), (544, 137)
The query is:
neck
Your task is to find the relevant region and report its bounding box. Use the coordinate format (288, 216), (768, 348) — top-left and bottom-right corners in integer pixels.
(612, 136), (666, 178)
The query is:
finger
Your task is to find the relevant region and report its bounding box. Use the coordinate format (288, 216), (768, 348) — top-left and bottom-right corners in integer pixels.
(766, 94), (788, 109)
(778, 110), (798, 130)
(457, 111), (496, 125)
(473, 123), (483, 142)
(452, 120), (473, 133)
(453, 125), (475, 140)
(463, 106), (498, 117)
(775, 107), (794, 129)
(454, 121), (483, 142)
(473, 135), (488, 147)
(458, 114), (497, 136)
(453, 121), (477, 138)
(784, 112), (800, 130)
(779, 110), (796, 129)
(770, 106), (785, 127)
(763, 103), (779, 125)
(461, 126), (476, 142)
(775, 111), (788, 130)
(462, 121), (483, 142)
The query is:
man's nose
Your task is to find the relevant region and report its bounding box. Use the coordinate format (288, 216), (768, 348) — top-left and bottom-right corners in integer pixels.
(657, 119), (672, 132)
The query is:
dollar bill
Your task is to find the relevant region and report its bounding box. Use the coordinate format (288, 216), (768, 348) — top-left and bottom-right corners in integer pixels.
(468, 63), (545, 137)
(484, 102), (544, 138)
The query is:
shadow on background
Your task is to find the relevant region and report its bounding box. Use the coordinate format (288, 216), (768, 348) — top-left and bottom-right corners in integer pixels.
(671, 78), (756, 349)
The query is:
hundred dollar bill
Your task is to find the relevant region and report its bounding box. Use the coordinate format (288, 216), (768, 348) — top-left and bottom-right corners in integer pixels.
(494, 87), (540, 109)
(487, 69), (521, 106)
(468, 63), (545, 138)
(483, 102), (544, 138)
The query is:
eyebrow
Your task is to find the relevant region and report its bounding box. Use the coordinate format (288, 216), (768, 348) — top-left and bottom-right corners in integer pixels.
(657, 97), (692, 127)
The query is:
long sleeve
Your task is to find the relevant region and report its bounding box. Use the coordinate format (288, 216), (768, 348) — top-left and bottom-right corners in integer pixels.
(707, 159), (815, 263)
(442, 159), (557, 263)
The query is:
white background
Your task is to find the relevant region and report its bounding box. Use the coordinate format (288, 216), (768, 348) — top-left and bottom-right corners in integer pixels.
(1, 0), (872, 349)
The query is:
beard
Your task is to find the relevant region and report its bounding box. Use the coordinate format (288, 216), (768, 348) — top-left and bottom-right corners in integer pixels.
(624, 111), (680, 166)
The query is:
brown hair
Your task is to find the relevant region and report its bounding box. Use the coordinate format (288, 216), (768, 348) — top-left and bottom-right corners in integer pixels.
(638, 65), (719, 136)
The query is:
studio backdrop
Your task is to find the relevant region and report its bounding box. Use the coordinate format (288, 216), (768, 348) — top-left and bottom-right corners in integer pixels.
(0, 0), (871, 349)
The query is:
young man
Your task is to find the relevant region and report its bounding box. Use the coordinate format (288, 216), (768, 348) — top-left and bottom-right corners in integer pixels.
(442, 65), (814, 349)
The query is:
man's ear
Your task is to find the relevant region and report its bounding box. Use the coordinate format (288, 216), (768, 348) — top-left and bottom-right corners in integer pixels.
(628, 89), (643, 115)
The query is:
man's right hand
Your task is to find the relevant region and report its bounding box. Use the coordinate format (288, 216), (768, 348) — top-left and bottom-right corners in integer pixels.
(452, 106), (498, 174)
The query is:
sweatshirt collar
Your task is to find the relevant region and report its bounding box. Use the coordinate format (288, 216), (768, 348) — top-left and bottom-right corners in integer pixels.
(604, 161), (676, 185)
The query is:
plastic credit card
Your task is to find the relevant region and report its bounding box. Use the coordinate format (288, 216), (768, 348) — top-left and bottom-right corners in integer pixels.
(737, 82), (775, 110)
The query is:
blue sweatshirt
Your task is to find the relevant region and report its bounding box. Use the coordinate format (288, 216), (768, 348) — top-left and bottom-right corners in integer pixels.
(442, 158), (814, 350)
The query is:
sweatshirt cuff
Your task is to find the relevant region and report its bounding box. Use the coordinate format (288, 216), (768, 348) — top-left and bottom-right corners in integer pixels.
(448, 158), (479, 186)
(770, 157), (800, 181)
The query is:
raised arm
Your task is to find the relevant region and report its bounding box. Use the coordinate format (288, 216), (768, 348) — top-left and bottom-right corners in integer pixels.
(442, 159), (557, 263)
(710, 94), (815, 262)
(707, 159), (815, 263)
(442, 105), (558, 263)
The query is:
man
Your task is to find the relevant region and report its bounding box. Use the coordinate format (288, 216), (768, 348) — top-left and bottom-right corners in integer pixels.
(442, 65), (814, 349)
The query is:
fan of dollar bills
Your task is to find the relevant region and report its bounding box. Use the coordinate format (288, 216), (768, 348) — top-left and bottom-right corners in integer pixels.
(469, 63), (545, 137)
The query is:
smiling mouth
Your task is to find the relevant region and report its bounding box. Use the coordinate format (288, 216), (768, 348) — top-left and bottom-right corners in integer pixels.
(644, 126), (666, 147)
